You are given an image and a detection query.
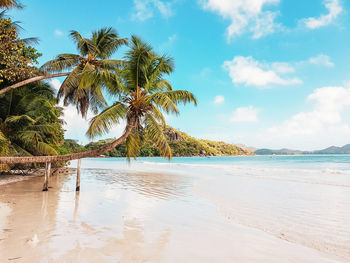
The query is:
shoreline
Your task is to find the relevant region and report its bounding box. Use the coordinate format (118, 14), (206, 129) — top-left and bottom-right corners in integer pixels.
(1, 164), (348, 262)
(0, 168), (76, 186)
(0, 173), (43, 186)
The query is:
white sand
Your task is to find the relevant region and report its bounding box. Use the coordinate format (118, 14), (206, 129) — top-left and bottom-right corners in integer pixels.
(0, 170), (347, 262)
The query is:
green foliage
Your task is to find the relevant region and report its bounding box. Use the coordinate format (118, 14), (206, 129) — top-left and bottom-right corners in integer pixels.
(0, 83), (65, 162)
(21, 45), (42, 64)
(40, 27), (127, 117)
(167, 127), (251, 156)
(0, 16), (41, 88)
(57, 139), (85, 155)
(87, 36), (197, 160)
(64, 126), (251, 157)
(0, 24), (198, 164)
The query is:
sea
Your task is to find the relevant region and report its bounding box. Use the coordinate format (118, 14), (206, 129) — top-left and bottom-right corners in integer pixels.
(3, 155), (348, 262)
(66, 155), (350, 262)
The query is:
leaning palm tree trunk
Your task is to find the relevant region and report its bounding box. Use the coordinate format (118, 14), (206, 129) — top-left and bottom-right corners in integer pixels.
(0, 119), (135, 165)
(0, 72), (70, 96)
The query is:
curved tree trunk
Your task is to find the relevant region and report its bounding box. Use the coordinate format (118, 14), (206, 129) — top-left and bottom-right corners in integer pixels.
(0, 119), (135, 165)
(0, 72), (70, 96)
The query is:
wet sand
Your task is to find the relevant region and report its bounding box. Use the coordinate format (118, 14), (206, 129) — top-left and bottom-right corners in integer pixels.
(0, 174), (42, 186)
(0, 167), (348, 263)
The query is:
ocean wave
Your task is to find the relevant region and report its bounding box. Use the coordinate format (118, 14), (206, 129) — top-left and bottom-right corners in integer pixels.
(138, 161), (350, 176)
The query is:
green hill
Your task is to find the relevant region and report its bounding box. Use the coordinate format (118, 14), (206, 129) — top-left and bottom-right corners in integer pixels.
(165, 127), (252, 156)
(62, 127), (252, 157)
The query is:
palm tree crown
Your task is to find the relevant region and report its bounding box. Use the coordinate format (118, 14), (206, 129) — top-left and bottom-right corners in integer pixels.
(87, 36), (197, 160)
(0, 83), (63, 158)
(40, 27), (127, 117)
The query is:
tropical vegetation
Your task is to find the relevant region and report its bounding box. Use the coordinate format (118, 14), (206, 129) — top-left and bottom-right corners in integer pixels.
(0, 13), (41, 90)
(0, 18), (197, 164)
(86, 36), (197, 160)
(0, 83), (65, 170)
(40, 28), (127, 117)
(0, 4), (249, 168)
(0, 83), (64, 156)
(79, 126), (252, 157)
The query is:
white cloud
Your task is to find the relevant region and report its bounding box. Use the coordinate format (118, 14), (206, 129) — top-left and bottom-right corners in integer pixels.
(308, 54), (334, 67)
(49, 79), (125, 145)
(214, 95), (225, 104)
(49, 78), (61, 91)
(132, 0), (173, 21)
(54, 29), (63, 37)
(230, 106), (259, 122)
(200, 0), (281, 40)
(268, 86), (350, 138)
(271, 62), (295, 74)
(223, 56), (302, 87)
(303, 0), (342, 29)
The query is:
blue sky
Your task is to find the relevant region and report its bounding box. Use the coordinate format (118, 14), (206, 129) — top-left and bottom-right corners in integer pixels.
(9, 0), (350, 150)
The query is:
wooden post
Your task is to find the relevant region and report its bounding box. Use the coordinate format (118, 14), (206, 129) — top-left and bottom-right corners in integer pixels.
(76, 159), (81, 191)
(73, 191), (80, 221)
(42, 162), (51, 191)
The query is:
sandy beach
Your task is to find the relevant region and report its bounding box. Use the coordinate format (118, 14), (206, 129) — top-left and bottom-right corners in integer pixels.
(1, 158), (349, 263)
(3, 0), (350, 261)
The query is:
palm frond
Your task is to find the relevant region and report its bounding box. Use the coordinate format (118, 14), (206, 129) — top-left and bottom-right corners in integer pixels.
(21, 37), (39, 45)
(87, 102), (128, 138)
(40, 53), (80, 73)
(0, 129), (11, 156)
(146, 92), (179, 114)
(17, 130), (42, 144)
(0, 129), (7, 142)
(144, 114), (172, 159)
(104, 70), (128, 97)
(147, 55), (174, 82)
(34, 142), (58, 156)
(4, 115), (35, 125)
(88, 84), (108, 114)
(11, 142), (31, 156)
(99, 59), (125, 70)
(92, 27), (128, 59)
(125, 35), (154, 89)
(157, 90), (197, 106)
(125, 127), (141, 161)
(70, 30), (97, 56)
(146, 79), (172, 92)
(78, 62), (97, 89)
(58, 65), (83, 101)
(30, 124), (57, 135)
(150, 105), (166, 127)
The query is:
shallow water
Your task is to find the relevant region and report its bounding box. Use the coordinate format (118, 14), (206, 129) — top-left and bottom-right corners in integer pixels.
(1, 156), (350, 262)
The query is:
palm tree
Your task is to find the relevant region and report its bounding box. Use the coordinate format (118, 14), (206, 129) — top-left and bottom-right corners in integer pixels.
(0, 83), (64, 165)
(0, 27), (127, 116)
(40, 27), (127, 117)
(88, 36), (197, 160)
(0, 36), (197, 164)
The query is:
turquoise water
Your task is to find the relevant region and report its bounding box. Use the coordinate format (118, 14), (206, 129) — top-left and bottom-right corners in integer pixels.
(66, 155), (350, 261)
(78, 154), (350, 171)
